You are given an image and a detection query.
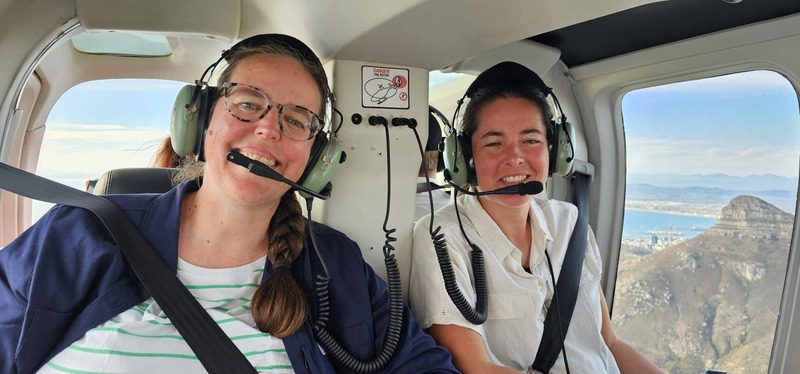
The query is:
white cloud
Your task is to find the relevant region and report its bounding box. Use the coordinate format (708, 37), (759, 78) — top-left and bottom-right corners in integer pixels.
(72, 79), (186, 92)
(45, 123), (128, 131)
(38, 124), (169, 182)
(43, 122), (167, 143)
(626, 137), (799, 177)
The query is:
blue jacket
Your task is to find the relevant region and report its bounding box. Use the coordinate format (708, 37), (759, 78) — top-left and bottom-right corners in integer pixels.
(0, 182), (458, 374)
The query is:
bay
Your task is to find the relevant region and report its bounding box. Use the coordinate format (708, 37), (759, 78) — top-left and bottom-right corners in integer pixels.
(622, 209), (717, 241)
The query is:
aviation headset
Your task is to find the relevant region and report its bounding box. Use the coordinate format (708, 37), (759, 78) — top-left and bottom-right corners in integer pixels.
(169, 34), (343, 196)
(442, 61), (574, 186)
(427, 106), (446, 173)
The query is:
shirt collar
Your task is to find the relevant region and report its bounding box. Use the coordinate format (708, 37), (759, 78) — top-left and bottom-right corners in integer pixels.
(458, 194), (554, 261)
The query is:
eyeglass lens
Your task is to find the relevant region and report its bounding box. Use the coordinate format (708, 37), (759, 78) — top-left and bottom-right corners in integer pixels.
(225, 83), (320, 140)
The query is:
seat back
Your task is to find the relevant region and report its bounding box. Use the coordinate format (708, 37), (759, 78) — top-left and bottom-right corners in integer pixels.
(93, 167), (179, 195)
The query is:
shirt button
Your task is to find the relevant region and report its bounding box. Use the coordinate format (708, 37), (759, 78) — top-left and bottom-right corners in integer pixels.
(537, 279), (545, 288)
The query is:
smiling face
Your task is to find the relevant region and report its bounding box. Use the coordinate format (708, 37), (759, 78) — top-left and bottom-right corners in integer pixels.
(202, 53), (321, 205)
(471, 96), (550, 209)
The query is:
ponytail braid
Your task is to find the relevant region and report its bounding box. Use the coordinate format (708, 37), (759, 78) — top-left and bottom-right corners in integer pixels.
(251, 191), (307, 338)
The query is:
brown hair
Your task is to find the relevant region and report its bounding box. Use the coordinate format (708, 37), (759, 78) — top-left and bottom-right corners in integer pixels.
(152, 137), (180, 168)
(461, 83), (554, 146)
(419, 150), (440, 176)
(251, 190), (308, 337)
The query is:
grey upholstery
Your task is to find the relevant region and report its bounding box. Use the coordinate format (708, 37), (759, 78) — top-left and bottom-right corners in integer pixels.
(93, 167), (179, 195)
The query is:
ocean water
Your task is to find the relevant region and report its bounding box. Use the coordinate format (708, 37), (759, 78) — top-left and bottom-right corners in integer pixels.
(622, 210), (717, 240)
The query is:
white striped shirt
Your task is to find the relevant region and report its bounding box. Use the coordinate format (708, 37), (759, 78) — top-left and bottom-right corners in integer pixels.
(41, 255), (295, 373)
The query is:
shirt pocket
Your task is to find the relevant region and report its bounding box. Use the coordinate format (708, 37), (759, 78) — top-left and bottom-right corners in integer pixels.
(487, 292), (535, 320)
(579, 251), (601, 287)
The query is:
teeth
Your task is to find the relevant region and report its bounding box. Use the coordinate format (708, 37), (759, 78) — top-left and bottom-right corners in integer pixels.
(502, 175), (526, 183)
(241, 152), (276, 167)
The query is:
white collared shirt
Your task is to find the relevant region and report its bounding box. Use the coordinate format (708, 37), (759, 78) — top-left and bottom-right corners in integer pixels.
(410, 194), (619, 373)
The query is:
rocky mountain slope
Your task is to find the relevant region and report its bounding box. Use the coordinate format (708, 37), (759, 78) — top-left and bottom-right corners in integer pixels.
(614, 195), (794, 373)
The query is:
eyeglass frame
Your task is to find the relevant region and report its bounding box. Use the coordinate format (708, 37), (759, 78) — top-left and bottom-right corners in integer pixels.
(219, 81), (325, 141)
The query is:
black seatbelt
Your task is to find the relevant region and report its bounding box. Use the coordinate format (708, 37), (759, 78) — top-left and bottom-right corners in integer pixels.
(0, 163), (257, 374)
(531, 169), (592, 373)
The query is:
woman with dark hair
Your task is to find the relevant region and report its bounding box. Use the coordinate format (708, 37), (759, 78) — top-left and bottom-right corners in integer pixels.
(409, 62), (662, 373)
(0, 34), (457, 374)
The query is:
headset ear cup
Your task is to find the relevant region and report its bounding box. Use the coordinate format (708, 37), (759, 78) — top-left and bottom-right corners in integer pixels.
(551, 121), (575, 176)
(442, 133), (471, 186)
(170, 85), (201, 157)
(298, 134), (343, 198)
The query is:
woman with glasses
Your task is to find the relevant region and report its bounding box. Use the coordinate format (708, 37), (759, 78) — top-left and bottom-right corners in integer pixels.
(0, 34), (457, 373)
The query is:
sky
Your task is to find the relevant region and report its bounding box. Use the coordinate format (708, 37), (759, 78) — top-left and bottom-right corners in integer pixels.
(33, 79), (185, 218)
(622, 70), (800, 177)
(41, 79), (185, 185)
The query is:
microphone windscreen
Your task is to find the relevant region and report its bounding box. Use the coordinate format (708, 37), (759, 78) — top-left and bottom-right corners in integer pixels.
(523, 181), (544, 195)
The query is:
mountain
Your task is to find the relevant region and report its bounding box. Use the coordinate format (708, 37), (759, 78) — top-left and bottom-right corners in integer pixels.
(614, 195), (793, 373)
(626, 183), (796, 214)
(627, 173), (798, 191)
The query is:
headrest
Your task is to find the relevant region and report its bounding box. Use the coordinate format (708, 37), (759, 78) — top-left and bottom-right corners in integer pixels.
(93, 168), (179, 195)
(426, 110), (443, 151)
(465, 61), (550, 99)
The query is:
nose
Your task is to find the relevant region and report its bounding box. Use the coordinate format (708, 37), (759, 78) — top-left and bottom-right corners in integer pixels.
(503, 143), (524, 166)
(254, 106), (282, 140)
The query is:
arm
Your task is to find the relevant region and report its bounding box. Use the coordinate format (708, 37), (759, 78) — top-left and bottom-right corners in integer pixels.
(0, 208), (61, 374)
(0, 240), (28, 374)
(599, 286), (665, 374)
(427, 324), (520, 374)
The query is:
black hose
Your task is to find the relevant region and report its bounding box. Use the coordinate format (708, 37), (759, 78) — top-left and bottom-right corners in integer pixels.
(307, 118), (403, 373)
(430, 224), (488, 324)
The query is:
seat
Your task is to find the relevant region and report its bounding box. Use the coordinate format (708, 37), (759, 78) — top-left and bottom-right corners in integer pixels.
(93, 167), (179, 195)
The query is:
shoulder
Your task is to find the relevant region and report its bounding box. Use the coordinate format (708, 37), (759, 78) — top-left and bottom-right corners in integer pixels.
(305, 220), (363, 265)
(533, 197), (578, 226)
(423, 196), (465, 229)
(102, 193), (162, 221)
(8, 187), (182, 262)
(307, 220), (358, 246)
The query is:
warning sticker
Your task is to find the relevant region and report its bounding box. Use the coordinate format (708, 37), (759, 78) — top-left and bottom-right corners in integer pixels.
(362, 66), (410, 109)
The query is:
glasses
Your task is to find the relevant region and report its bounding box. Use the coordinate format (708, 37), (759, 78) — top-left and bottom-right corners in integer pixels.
(220, 82), (323, 141)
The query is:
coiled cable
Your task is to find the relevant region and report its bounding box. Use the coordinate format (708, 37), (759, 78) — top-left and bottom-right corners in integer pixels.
(411, 123), (488, 325)
(304, 117), (403, 373)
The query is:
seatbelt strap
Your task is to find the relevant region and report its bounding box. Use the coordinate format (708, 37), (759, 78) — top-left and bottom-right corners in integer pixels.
(531, 170), (591, 373)
(0, 163), (257, 374)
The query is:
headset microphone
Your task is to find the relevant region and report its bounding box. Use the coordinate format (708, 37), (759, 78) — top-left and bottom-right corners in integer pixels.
(447, 180), (544, 196)
(226, 150), (331, 200)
